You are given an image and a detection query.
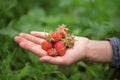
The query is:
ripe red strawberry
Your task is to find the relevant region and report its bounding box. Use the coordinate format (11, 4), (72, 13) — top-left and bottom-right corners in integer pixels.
(47, 48), (57, 56)
(50, 32), (62, 42)
(54, 41), (66, 56)
(41, 40), (52, 51)
(41, 24), (75, 57)
(57, 25), (68, 38)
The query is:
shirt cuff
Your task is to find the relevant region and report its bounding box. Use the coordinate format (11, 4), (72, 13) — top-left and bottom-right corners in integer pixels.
(107, 37), (120, 68)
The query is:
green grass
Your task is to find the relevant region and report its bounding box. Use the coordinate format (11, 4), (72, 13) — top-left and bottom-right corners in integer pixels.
(0, 0), (120, 80)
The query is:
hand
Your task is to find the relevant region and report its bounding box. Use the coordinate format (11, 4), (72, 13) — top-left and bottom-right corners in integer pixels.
(14, 31), (90, 65)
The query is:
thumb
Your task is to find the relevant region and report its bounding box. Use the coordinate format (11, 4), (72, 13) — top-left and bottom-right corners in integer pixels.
(40, 56), (65, 65)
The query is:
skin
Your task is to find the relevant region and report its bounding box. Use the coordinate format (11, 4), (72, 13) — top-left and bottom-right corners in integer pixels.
(14, 31), (113, 65)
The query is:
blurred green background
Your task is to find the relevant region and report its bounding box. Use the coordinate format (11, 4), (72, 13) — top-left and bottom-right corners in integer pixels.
(0, 0), (120, 80)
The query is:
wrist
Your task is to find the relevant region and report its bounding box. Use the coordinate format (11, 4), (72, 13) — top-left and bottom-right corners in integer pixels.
(86, 39), (113, 63)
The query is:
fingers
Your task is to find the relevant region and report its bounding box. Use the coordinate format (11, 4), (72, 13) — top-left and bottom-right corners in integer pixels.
(14, 36), (47, 57)
(14, 36), (25, 43)
(19, 33), (44, 44)
(40, 56), (66, 65)
(30, 31), (47, 39)
(19, 40), (47, 57)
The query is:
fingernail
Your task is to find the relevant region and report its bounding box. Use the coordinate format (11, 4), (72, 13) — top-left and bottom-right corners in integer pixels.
(19, 33), (24, 36)
(30, 31), (35, 34)
(14, 36), (21, 42)
(40, 58), (45, 62)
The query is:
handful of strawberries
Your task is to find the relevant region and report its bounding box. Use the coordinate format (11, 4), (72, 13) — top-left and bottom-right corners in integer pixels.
(41, 25), (75, 56)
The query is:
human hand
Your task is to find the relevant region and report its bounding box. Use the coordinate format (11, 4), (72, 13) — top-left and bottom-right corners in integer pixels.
(14, 31), (90, 65)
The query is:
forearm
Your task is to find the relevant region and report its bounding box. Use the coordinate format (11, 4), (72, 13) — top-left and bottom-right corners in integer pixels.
(86, 40), (113, 63)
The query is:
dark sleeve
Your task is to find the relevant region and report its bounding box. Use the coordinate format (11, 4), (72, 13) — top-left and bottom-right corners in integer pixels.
(107, 37), (120, 68)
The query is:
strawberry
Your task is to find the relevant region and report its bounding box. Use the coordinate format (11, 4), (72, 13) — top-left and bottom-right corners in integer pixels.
(57, 24), (68, 38)
(41, 40), (52, 51)
(50, 32), (62, 42)
(41, 24), (75, 57)
(62, 34), (75, 48)
(54, 41), (66, 56)
(47, 48), (57, 56)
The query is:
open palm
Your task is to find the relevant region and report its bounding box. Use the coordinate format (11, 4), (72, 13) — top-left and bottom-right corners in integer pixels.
(14, 31), (89, 65)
